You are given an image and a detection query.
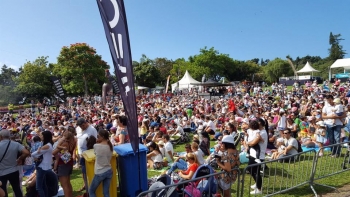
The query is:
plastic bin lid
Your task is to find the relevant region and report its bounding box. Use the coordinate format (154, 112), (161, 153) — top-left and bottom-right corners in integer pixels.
(113, 143), (148, 156)
(82, 149), (117, 162)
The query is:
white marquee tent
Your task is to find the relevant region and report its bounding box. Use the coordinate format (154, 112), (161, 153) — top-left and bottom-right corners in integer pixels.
(297, 61), (319, 74)
(330, 58), (350, 69)
(171, 70), (200, 92)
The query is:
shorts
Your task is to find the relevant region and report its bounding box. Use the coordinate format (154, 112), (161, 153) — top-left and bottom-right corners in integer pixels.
(218, 179), (231, 190)
(336, 112), (344, 117)
(57, 163), (73, 177)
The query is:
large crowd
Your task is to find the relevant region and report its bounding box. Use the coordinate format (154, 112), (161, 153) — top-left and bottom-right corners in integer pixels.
(0, 79), (350, 197)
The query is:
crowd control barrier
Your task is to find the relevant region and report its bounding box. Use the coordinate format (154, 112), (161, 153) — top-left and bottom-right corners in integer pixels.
(137, 167), (241, 197)
(239, 150), (318, 197)
(136, 142), (350, 197)
(311, 141), (350, 193)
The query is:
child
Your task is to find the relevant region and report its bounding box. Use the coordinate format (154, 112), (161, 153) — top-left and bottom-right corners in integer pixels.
(315, 121), (327, 157)
(271, 138), (286, 160)
(30, 136), (42, 153)
(332, 98), (344, 124)
(246, 128), (263, 163)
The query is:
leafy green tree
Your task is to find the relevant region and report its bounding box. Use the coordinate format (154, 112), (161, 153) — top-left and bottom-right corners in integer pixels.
(15, 56), (54, 98)
(153, 57), (173, 84)
(189, 47), (233, 81)
(133, 54), (161, 88)
(54, 43), (109, 96)
(328, 32), (347, 61)
(263, 58), (292, 83)
(0, 65), (19, 87)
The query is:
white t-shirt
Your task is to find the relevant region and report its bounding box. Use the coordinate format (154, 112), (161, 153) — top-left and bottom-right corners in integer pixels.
(322, 105), (342, 126)
(278, 115), (287, 128)
(194, 149), (205, 165)
(284, 137), (299, 155)
(176, 125), (184, 135)
(247, 129), (268, 160)
(335, 104), (344, 113)
(77, 125), (98, 155)
(206, 120), (216, 131)
(164, 141), (174, 163)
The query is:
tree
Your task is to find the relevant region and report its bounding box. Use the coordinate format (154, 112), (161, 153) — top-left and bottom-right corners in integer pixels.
(133, 54), (161, 88)
(328, 32), (346, 61)
(0, 65), (19, 87)
(153, 57), (173, 85)
(262, 58), (292, 83)
(55, 43), (109, 95)
(15, 56), (54, 98)
(189, 47), (233, 81)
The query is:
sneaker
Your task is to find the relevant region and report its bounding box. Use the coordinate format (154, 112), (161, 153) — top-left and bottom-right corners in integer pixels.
(255, 159), (262, 163)
(251, 184), (257, 189)
(250, 189), (262, 195)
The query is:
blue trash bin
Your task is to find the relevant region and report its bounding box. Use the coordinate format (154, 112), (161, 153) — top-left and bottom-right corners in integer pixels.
(114, 143), (148, 197)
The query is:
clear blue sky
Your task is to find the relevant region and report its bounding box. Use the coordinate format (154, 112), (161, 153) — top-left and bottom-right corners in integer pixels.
(0, 0), (349, 72)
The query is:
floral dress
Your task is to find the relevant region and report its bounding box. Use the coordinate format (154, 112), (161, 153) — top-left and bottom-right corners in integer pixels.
(218, 149), (240, 190)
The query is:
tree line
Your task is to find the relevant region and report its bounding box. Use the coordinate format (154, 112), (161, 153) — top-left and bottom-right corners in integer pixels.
(0, 32), (346, 105)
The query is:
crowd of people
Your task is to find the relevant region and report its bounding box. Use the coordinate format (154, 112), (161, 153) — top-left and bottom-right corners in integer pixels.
(0, 79), (350, 196)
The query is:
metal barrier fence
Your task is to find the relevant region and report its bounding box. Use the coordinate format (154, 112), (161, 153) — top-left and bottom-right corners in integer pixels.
(137, 167), (241, 197)
(136, 142), (350, 197)
(311, 141), (350, 192)
(240, 150), (318, 197)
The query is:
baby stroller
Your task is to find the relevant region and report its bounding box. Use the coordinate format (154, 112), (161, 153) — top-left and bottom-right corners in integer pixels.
(182, 164), (218, 197)
(171, 133), (191, 145)
(148, 174), (178, 197)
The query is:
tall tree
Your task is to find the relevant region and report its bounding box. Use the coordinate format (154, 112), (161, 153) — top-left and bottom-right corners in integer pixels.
(328, 32), (347, 61)
(15, 56), (54, 98)
(262, 58), (292, 83)
(133, 54), (161, 88)
(189, 47), (233, 81)
(0, 64), (19, 87)
(55, 43), (109, 95)
(153, 57), (173, 85)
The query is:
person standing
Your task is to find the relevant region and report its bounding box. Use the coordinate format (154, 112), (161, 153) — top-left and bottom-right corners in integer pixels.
(0, 130), (29, 197)
(89, 130), (113, 197)
(76, 118), (98, 193)
(31, 130), (54, 197)
(322, 95), (345, 157)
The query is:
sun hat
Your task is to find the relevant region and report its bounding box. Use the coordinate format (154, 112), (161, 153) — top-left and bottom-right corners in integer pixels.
(221, 135), (234, 144)
(158, 140), (165, 146)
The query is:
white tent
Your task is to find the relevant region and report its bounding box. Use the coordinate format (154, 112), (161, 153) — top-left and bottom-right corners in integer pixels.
(330, 58), (350, 69)
(171, 70), (200, 92)
(297, 61), (319, 73)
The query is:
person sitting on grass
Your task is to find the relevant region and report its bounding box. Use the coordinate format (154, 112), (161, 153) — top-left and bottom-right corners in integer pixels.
(177, 153), (200, 180)
(147, 141), (163, 169)
(166, 144), (192, 175)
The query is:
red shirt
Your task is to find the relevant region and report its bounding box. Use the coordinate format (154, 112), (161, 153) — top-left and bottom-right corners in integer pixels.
(183, 163), (199, 176)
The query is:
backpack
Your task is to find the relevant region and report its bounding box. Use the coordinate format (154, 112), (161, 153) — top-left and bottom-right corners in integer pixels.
(184, 182), (201, 197)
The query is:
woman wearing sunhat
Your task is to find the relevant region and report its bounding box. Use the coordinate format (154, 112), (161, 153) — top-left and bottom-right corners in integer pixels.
(216, 135), (240, 197)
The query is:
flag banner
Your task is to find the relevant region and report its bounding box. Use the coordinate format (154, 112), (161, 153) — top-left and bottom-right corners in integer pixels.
(50, 76), (65, 100)
(165, 75), (170, 93)
(108, 76), (121, 94)
(97, 0), (139, 153)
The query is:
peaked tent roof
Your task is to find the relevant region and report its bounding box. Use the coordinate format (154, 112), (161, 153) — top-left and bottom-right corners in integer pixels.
(330, 58), (350, 69)
(297, 61), (319, 73)
(178, 70), (200, 84)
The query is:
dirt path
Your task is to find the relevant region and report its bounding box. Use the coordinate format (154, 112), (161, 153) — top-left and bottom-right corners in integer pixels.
(319, 184), (350, 197)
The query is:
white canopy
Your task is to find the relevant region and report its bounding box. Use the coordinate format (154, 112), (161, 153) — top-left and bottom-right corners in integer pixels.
(171, 70), (200, 92)
(330, 58), (350, 69)
(297, 61), (319, 73)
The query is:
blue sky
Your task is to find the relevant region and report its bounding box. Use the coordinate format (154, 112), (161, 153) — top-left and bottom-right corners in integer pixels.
(0, 0), (349, 72)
